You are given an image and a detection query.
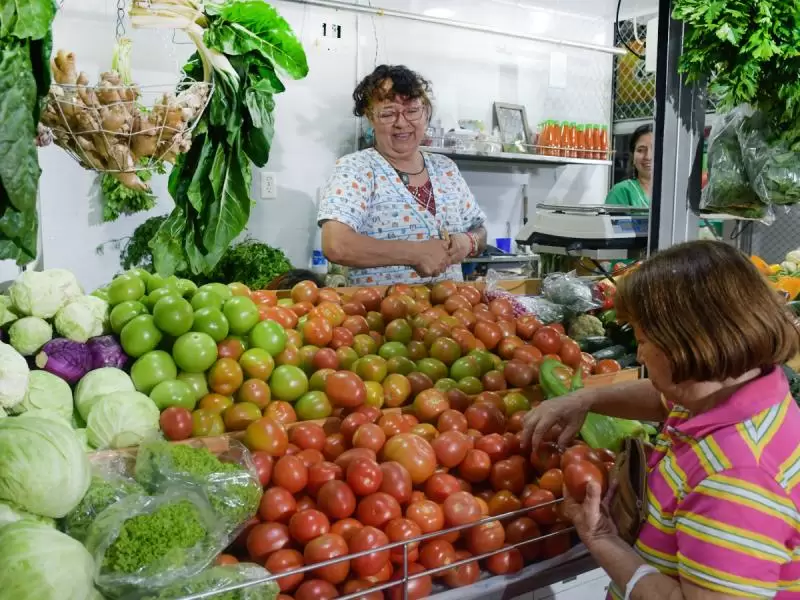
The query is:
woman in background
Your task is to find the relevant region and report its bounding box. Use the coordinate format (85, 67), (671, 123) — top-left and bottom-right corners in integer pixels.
(605, 124), (653, 207)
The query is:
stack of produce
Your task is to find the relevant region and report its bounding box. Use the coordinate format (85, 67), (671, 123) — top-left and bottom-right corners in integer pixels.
(750, 251), (800, 302)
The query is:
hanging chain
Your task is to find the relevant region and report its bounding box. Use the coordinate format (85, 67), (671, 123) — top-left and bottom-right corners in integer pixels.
(115, 0), (126, 40)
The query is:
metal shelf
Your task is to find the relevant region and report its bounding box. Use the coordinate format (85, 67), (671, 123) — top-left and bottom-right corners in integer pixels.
(422, 146), (613, 167)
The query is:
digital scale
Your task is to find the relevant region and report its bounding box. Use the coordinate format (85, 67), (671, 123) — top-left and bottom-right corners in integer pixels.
(515, 204), (649, 260)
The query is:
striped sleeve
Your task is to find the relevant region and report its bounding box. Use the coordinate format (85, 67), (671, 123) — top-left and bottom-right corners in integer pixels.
(674, 468), (797, 599)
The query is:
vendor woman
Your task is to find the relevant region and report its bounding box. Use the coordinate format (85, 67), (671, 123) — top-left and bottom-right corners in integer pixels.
(318, 65), (487, 286)
(605, 124), (652, 207)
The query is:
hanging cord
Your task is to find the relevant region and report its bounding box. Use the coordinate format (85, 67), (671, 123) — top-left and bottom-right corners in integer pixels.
(616, 0), (645, 60)
(116, 0), (126, 40)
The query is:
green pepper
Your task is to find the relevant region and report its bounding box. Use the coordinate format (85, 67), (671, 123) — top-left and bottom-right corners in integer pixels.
(599, 309), (617, 326)
(540, 358), (577, 399)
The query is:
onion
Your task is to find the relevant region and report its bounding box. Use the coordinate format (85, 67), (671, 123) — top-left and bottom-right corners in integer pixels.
(35, 338), (92, 384)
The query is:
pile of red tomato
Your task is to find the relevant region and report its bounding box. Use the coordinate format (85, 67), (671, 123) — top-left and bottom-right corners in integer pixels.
(160, 279), (622, 442)
(213, 386), (614, 600)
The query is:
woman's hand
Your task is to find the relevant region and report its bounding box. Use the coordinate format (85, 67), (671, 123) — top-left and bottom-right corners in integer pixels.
(521, 390), (592, 450)
(410, 239), (451, 277)
(447, 233), (473, 264)
(563, 480), (618, 549)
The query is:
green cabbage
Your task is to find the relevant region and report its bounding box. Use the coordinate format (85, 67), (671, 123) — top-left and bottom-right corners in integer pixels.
(0, 521), (95, 600)
(75, 367), (135, 422)
(14, 370), (73, 420)
(9, 269), (83, 319)
(0, 500), (56, 528)
(86, 391), (160, 450)
(0, 414), (91, 518)
(9, 316), (53, 356)
(0, 296), (19, 328)
(55, 297), (106, 343)
(0, 341), (29, 410)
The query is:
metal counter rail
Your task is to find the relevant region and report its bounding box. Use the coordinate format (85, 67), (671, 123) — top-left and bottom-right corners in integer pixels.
(171, 496), (590, 600)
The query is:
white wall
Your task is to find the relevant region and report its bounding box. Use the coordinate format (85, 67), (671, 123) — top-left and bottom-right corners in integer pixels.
(4, 0), (615, 291)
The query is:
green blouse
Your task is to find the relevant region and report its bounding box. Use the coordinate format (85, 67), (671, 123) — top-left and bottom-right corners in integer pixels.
(605, 179), (650, 208)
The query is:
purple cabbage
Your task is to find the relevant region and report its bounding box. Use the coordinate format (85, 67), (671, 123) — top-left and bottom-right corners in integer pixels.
(87, 335), (128, 370)
(35, 338), (92, 384)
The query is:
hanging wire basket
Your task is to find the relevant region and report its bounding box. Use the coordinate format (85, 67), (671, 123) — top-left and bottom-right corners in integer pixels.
(40, 49), (212, 191)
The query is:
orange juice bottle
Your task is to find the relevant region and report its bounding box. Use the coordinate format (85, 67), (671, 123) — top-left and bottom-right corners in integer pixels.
(560, 121), (570, 157)
(576, 124), (586, 159)
(600, 125), (609, 160)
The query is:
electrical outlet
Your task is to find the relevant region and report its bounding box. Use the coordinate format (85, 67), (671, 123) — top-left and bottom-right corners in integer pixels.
(260, 172), (277, 199)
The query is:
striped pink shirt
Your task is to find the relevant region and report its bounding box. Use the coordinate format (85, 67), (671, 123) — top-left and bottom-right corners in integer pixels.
(609, 367), (800, 599)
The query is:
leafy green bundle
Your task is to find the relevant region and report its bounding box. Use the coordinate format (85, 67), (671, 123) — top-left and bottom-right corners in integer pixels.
(131, 1), (308, 276)
(100, 161), (166, 222)
(0, 1), (57, 263)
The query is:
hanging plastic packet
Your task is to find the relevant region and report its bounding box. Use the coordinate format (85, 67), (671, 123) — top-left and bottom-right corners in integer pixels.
(483, 269), (565, 323)
(542, 271), (603, 317)
(134, 563), (279, 600)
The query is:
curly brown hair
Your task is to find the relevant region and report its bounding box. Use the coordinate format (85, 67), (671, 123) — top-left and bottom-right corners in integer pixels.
(353, 65), (432, 117)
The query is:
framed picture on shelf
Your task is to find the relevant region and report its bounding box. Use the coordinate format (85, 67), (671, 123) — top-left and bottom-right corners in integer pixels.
(493, 102), (531, 153)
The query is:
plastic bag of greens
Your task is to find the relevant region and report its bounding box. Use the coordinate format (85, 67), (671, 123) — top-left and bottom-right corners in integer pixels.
(701, 108), (772, 222)
(542, 271), (602, 316)
(135, 563), (279, 600)
(482, 269), (565, 323)
(61, 453), (144, 543)
(737, 111), (800, 206)
(134, 440), (262, 542)
(85, 488), (223, 599)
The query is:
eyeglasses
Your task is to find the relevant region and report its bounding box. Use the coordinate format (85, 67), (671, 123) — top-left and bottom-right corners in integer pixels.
(374, 105), (426, 125)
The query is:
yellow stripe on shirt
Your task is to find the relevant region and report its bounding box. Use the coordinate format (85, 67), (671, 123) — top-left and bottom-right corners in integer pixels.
(694, 474), (800, 529)
(677, 554), (779, 599)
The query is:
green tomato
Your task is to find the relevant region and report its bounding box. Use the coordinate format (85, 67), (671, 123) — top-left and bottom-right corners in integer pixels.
(223, 296), (260, 336)
(277, 298), (294, 308)
(434, 377), (458, 392)
(191, 289), (224, 312)
(192, 307), (229, 342)
(416, 357), (449, 382)
(120, 314), (163, 357)
(172, 331), (218, 373)
(91, 287), (109, 301)
(457, 376), (483, 395)
(249, 319), (287, 357)
(199, 283), (232, 302)
(468, 350), (495, 376)
(146, 274), (168, 293)
(177, 371), (209, 402)
(378, 341), (409, 360)
(150, 379), (196, 411)
(110, 300), (148, 334)
(386, 356), (415, 376)
(503, 391), (530, 417)
(451, 355), (482, 380)
(294, 391), (332, 420)
(153, 296), (194, 337)
(176, 279), (198, 298)
(107, 273), (146, 305)
(145, 287), (181, 311)
(131, 350), (178, 394)
(128, 268), (152, 287)
(269, 365), (308, 401)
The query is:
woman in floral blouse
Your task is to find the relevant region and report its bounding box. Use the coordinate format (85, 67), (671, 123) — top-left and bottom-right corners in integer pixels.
(318, 65), (487, 286)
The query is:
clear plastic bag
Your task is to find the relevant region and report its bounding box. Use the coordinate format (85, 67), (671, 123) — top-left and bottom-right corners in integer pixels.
(737, 111), (800, 207)
(61, 453), (144, 543)
(542, 271), (602, 316)
(85, 489), (224, 599)
(483, 269), (565, 323)
(701, 108), (772, 222)
(134, 563), (279, 600)
(134, 440), (262, 542)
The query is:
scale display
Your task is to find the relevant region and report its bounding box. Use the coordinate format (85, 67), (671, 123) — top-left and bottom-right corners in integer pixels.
(611, 218), (648, 235)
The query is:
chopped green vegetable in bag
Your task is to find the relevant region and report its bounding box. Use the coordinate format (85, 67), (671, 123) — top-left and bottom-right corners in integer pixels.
(61, 475), (145, 543)
(141, 564), (279, 600)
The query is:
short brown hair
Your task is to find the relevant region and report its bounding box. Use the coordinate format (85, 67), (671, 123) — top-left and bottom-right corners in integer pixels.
(353, 65), (431, 117)
(615, 240), (800, 382)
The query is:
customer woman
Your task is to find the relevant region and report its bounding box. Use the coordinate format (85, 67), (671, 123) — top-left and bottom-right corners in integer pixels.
(605, 124), (653, 207)
(318, 65), (487, 286)
(523, 240), (800, 600)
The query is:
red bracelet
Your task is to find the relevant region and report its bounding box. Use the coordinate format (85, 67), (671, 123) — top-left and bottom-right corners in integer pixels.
(466, 232), (477, 257)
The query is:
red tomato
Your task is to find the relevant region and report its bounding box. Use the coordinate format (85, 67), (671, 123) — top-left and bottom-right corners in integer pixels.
(442, 550), (480, 588)
(249, 450), (273, 487)
(290, 423), (327, 451)
(386, 563), (432, 600)
(352, 423), (386, 453)
(294, 579), (339, 600)
(487, 489), (522, 516)
(458, 449), (492, 483)
(347, 457), (384, 496)
(506, 517), (542, 561)
(348, 525), (391, 577)
(317, 480), (357, 520)
(539, 468), (564, 498)
(322, 433), (347, 462)
(466, 520), (505, 555)
(406, 499), (445, 534)
(246, 522), (290, 562)
(559, 338), (582, 369)
(474, 433), (510, 463)
(464, 403), (506, 435)
(561, 445), (603, 470)
(304, 533), (350, 584)
(330, 517), (363, 543)
(543, 523), (572, 558)
(325, 371), (367, 408)
(307, 461), (343, 497)
(379, 461), (413, 504)
(431, 431), (470, 469)
(564, 460), (607, 502)
(595, 359), (622, 374)
(382, 433), (436, 485)
(530, 442), (562, 474)
(384, 517), (422, 564)
(379, 413), (411, 437)
(296, 448), (324, 468)
(265, 549), (305, 592)
(272, 455), (309, 494)
(244, 416), (289, 456)
(419, 539), (456, 571)
(485, 546), (524, 575)
(424, 473), (462, 503)
(503, 359), (536, 388)
(259, 487), (297, 523)
(335, 448), (377, 472)
(357, 492), (402, 528)
(436, 409), (468, 433)
(442, 491), (482, 527)
(340, 412), (370, 444)
(215, 553), (238, 565)
(489, 456), (527, 495)
(532, 326), (562, 355)
(524, 489), (558, 525)
(474, 321), (503, 350)
(289, 509), (330, 545)
(341, 579), (383, 600)
(160, 407), (193, 441)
